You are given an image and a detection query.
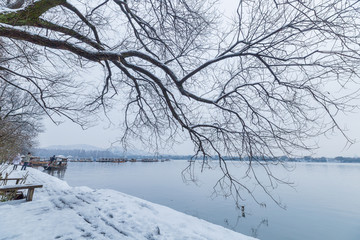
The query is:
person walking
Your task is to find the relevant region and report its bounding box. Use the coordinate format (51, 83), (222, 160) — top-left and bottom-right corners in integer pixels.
(21, 152), (31, 170)
(49, 155), (56, 165)
(12, 153), (22, 170)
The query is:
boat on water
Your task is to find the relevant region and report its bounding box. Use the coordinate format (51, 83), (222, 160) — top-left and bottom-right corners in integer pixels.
(26, 156), (49, 167)
(43, 164), (67, 170)
(96, 158), (126, 163)
(31, 161), (49, 167)
(43, 156), (68, 170)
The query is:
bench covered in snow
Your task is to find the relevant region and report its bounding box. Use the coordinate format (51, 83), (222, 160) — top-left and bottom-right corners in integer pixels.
(0, 177), (24, 185)
(0, 184), (43, 201)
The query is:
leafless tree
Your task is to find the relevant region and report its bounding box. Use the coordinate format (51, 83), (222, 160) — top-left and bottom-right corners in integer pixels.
(0, 0), (360, 204)
(0, 81), (43, 162)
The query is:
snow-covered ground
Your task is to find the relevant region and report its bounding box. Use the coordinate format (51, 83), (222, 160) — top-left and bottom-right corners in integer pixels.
(0, 167), (257, 240)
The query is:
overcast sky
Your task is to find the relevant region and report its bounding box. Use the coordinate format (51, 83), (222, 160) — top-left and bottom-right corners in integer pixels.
(37, 117), (195, 155)
(37, 105), (360, 157)
(36, 0), (360, 158)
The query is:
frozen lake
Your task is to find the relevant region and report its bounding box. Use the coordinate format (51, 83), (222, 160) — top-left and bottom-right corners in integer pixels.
(46, 160), (360, 240)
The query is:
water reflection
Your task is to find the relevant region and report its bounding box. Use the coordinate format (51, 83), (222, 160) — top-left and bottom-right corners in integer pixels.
(43, 168), (67, 179)
(251, 219), (269, 238)
(224, 210), (244, 229)
(223, 204), (269, 238)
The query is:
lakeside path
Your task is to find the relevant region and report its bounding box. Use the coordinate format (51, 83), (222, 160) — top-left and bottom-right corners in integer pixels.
(0, 167), (257, 240)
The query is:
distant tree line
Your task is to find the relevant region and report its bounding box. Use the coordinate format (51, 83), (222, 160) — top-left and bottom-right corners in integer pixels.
(34, 148), (179, 160)
(35, 148), (121, 159)
(33, 148), (360, 163)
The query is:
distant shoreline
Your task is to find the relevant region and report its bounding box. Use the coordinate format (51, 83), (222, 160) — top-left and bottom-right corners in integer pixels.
(33, 147), (360, 164)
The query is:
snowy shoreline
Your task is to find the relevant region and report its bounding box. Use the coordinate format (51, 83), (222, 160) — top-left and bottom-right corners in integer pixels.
(0, 167), (257, 240)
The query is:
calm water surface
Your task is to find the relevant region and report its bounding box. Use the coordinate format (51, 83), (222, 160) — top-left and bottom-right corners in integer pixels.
(48, 161), (360, 240)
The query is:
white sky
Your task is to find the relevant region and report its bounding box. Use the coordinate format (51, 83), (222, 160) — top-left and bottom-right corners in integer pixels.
(37, 116), (196, 155)
(37, 0), (360, 158)
(37, 107), (360, 157)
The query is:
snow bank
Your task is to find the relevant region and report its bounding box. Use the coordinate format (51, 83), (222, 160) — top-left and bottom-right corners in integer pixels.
(0, 167), (257, 240)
